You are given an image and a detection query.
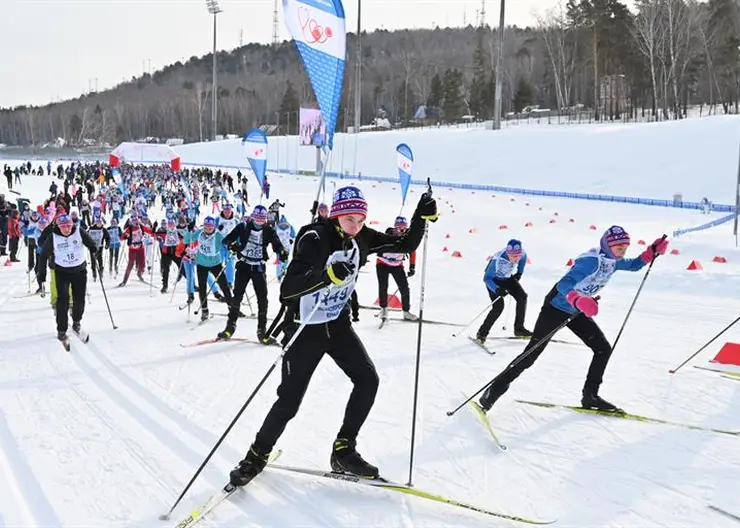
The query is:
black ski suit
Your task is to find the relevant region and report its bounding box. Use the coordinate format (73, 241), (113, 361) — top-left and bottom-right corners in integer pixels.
(250, 210), (430, 455)
(221, 220), (286, 335)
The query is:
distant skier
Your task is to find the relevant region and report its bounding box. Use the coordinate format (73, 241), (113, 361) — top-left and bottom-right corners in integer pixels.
(375, 216), (417, 322)
(477, 227), (668, 414)
(474, 239), (531, 344)
(37, 214), (99, 342)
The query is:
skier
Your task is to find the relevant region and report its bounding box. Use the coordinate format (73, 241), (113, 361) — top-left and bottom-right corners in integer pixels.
(218, 205), (287, 342)
(86, 216), (106, 282)
(105, 217), (122, 278)
(228, 186), (438, 487)
(37, 214), (99, 342)
(154, 218), (182, 293)
(474, 239), (531, 343)
(375, 216), (417, 322)
(118, 214), (152, 287)
(477, 227), (668, 414)
(317, 203), (329, 220)
(184, 216), (233, 321)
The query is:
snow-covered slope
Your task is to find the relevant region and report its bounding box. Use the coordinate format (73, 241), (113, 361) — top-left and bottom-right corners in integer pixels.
(0, 167), (739, 527)
(175, 116), (740, 204)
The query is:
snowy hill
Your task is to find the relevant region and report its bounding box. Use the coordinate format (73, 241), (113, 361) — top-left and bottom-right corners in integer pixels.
(0, 161), (739, 526)
(175, 116), (740, 204)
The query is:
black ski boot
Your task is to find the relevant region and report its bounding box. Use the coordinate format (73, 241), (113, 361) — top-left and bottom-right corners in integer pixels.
(229, 444), (270, 487)
(581, 391), (621, 413)
(478, 381), (509, 413)
(57, 331), (68, 341)
(200, 309), (210, 322)
(330, 438), (379, 479)
(217, 321), (236, 341)
(160, 286), (168, 294)
(514, 327), (533, 337)
(257, 327), (276, 345)
(72, 321), (81, 333)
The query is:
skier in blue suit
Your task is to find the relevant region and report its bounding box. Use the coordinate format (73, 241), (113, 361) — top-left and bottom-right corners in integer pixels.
(477, 226), (669, 414)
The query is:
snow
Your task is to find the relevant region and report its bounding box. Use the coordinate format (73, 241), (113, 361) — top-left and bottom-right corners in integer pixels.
(175, 116), (740, 204)
(1, 119), (740, 526)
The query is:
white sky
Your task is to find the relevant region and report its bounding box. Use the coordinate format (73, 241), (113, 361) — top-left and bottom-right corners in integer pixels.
(0, 0), (560, 109)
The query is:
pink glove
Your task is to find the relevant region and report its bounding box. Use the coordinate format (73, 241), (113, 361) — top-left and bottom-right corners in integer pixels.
(640, 237), (669, 263)
(566, 290), (599, 318)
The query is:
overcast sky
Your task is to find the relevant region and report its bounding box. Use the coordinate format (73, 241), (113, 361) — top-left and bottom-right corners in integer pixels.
(0, 0), (562, 109)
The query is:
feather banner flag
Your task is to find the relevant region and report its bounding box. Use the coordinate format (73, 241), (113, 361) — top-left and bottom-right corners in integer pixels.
(242, 129), (268, 191)
(397, 143), (414, 206)
(282, 0), (346, 151)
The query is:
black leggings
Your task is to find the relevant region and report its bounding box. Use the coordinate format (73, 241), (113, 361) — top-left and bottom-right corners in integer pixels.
(376, 264), (410, 311)
(254, 318), (379, 452)
(481, 294), (612, 407)
(478, 277), (528, 336)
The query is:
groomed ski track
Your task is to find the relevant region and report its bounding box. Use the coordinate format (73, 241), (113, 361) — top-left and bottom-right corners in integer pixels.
(1, 161), (740, 526)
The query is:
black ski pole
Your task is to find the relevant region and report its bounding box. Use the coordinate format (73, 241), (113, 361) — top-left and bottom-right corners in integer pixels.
(668, 315), (740, 374)
(447, 311), (585, 417)
(451, 297), (502, 338)
(159, 286), (335, 521)
(98, 262), (118, 330)
(407, 177), (433, 487)
(611, 234), (667, 352)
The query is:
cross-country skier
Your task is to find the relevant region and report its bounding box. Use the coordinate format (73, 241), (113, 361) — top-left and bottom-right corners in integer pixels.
(477, 227), (668, 413)
(118, 214), (152, 287)
(474, 239), (531, 343)
(375, 216), (417, 322)
(228, 186), (438, 487)
(274, 214), (295, 281)
(217, 205), (287, 342)
(37, 214), (99, 342)
(184, 216), (233, 321)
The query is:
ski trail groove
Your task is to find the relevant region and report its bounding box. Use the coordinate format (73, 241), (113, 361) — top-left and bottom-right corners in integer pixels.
(79, 338), (353, 526)
(0, 410), (61, 527)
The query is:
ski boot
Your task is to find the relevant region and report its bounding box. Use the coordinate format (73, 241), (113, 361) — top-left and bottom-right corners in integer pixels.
(379, 307), (388, 321)
(352, 314), (360, 323)
(57, 331), (68, 341)
(257, 327), (276, 345)
(403, 311), (419, 322)
(72, 321), (81, 333)
(478, 382), (509, 414)
(160, 286), (168, 294)
(200, 309), (210, 322)
(330, 438), (379, 479)
(187, 293), (195, 305)
(217, 321), (236, 341)
(229, 444), (270, 487)
(473, 333), (487, 346)
(514, 327), (533, 337)
(581, 390), (621, 413)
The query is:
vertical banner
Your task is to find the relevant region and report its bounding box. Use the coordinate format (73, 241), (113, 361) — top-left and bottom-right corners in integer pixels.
(242, 128), (268, 191)
(282, 0), (346, 151)
(397, 143), (413, 207)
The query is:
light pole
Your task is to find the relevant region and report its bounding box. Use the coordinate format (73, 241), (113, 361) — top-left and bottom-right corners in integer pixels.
(492, 0), (506, 130)
(206, 0), (222, 141)
(353, 0), (362, 133)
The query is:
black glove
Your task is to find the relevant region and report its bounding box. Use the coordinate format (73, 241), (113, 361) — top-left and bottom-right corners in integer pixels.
(513, 272), (522, 281)
(324, 260), (355, 285)
(279, 249), (289, 262)
(414, 193), (438, 222)
(407, 264), (416, 277)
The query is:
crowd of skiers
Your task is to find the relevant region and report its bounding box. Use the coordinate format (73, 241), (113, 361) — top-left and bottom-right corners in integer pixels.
(1, 157), (673, 486)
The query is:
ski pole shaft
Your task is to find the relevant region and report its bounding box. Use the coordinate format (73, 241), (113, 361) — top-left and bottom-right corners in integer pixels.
(97, 263), (118, 330)
(407, 195), (430, 487)
(161, 285), (333, 520)
(451, 298), (501, 338)
(611, 234), (666, 352)
(668, 314), (740, 374)
(446, 312), (581, 417)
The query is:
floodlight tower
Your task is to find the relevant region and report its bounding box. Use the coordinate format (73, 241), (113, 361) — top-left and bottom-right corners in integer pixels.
(206, 0), (223, 140)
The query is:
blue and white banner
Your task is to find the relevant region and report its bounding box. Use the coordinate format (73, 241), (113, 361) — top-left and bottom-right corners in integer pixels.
(242, 129), (268, 190)
(283, 0), (346, 150)
(396, 143), (413, 206)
